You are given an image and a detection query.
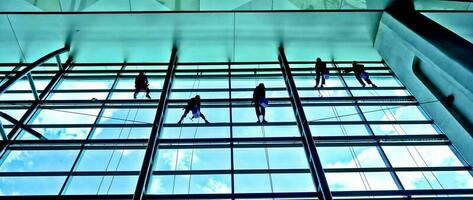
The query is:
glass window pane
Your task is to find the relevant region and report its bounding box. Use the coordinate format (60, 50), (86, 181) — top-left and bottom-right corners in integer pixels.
(0, 150), (79, 172)
(311, 125), (369, 136)
(64, 175), (138, 194)
(92, 127), (151, 139)
(233, 125), (299, 138)
(272, 173), (316, 192)
(268, 147), (309, 169)
(99, 108), (156, 124)
(232, 107), (295, 123)
(57, 78), (114, 90)
(383, 145), (464, 167)
(148, 175), (231, 194)
(75, 149), (145, 171)
(19, 128), (90, 140)
(30, 108), (99, 124)
(171, 91), (228, 100)
(360, 106), (428, 121)
(0, 176), (66, 195)
(318, 147), (386, 168)
(398, 171), (473, 190)
(235, 174), (271, 193)
(160, 127), (230, 139)
(370, 124), (440, 135)
(49, 92), (109, 100)
(155, 148), (230, 171)
(173, 77), (228, 89)
(234, 148), (269, 169)
(304, 106), (361, 122)
(326, 172), (398, 191)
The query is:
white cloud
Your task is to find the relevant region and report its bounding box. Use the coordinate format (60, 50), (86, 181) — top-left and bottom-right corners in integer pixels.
(326, 147), (382, 168)
(201, 178), (230, 194)
(159, 149), (199, 170)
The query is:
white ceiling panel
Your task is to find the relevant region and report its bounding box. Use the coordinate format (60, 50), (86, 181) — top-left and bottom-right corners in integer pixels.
(5, 12), (381, 63)
(0, 15), (25, 63)
(234, 12), (382, 61)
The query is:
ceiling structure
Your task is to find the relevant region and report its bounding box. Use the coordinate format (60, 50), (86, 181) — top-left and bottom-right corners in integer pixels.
(0, 11), (383, 63)
(0, 0), (392, 12)
(1, 0), (471, 64)
(422, 12), (473, 44)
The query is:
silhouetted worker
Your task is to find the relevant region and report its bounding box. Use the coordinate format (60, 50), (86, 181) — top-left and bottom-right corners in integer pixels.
(344, 61), (377, 87)
(134, 72), (151, 99)
(252, 83), (268, 123)
(177, 95), (210, 124)
(314, 57), (328, 88)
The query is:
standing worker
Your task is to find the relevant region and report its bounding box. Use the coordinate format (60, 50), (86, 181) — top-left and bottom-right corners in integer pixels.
(253, 83), (268, 123)
(314, 57), (328, 88)
(344, 61), (377, 87)
(134, 72), (151, 99)
(177, 95), (210, 124)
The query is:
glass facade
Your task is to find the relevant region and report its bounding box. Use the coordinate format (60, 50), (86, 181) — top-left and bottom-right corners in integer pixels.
(1, 54), (472, 199)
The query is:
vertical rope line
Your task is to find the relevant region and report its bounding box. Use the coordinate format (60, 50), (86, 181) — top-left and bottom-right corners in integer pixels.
(186, 118), (200, 194)
(96, 108), (132, 194)
(106, 103), (141, 194)
(371, 90), (437, 190)
(260, 125), (274, 194)
(333, 106), (370, 191)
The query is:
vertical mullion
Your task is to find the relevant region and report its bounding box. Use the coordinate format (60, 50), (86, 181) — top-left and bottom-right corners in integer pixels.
(228, 62), (235, 198)
(58, 64), (125, 195)
(133, 47), (178, 200)
(278, 47), (333, 200)
(334, 62), (406, 192)
(26, 73), (39, 101)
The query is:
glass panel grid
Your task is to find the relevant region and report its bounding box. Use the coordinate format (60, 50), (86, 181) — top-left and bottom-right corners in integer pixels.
(0, 61), (471, 199)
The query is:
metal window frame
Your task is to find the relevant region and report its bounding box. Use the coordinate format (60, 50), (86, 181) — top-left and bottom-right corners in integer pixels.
(0, 56), (471, 200)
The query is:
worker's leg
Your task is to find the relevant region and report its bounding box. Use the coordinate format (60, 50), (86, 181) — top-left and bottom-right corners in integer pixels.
(255, 101), (262, 122)
(199, 113), (210, 124)
(355, 75), (366, 87)
(145, 87), (151, 98)
(178, 108), (190, 124)
(261, 106), (267, 123)
(315, 73), (321, 87)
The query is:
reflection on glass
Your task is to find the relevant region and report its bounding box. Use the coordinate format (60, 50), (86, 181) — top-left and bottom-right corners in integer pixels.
(64, 176), (138, 194)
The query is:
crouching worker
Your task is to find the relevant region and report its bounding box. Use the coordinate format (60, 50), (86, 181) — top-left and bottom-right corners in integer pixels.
(177, 95), (210, 124)
(134, 72), (151, 99)
(344, 61), (377, 88)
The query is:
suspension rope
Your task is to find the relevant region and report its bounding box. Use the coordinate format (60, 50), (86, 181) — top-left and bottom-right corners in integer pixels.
(186, 117), (200, 194)
(106, 103), (141, 194)
(3, 98), (442, 127)
(259, 123), (274, 193)
(95, 105), (133, 194)
(371, 89), (438, 190)
(332, 106), (371, 190)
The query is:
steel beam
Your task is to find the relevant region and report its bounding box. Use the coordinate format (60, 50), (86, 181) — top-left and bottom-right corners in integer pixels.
(133, 47), (178, 200)
(26, 73), (39, 101)
(0, 46), (69, 95)
(278, 46), (333, 200)
(0, 111), (46, 140)
(0, 120), (7, 141)
(55, 55), (63, 71)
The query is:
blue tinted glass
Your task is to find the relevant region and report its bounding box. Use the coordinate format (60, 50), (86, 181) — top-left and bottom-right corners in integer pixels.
(0, 176), (66, 195)
(75, 149), (145, 171)
(0, 150), (79, 172)
(64, 176), (138, 194)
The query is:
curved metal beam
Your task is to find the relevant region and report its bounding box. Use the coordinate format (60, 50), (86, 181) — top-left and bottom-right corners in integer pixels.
(0, 111), (46, 140)
(0, 45), (70, 95)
